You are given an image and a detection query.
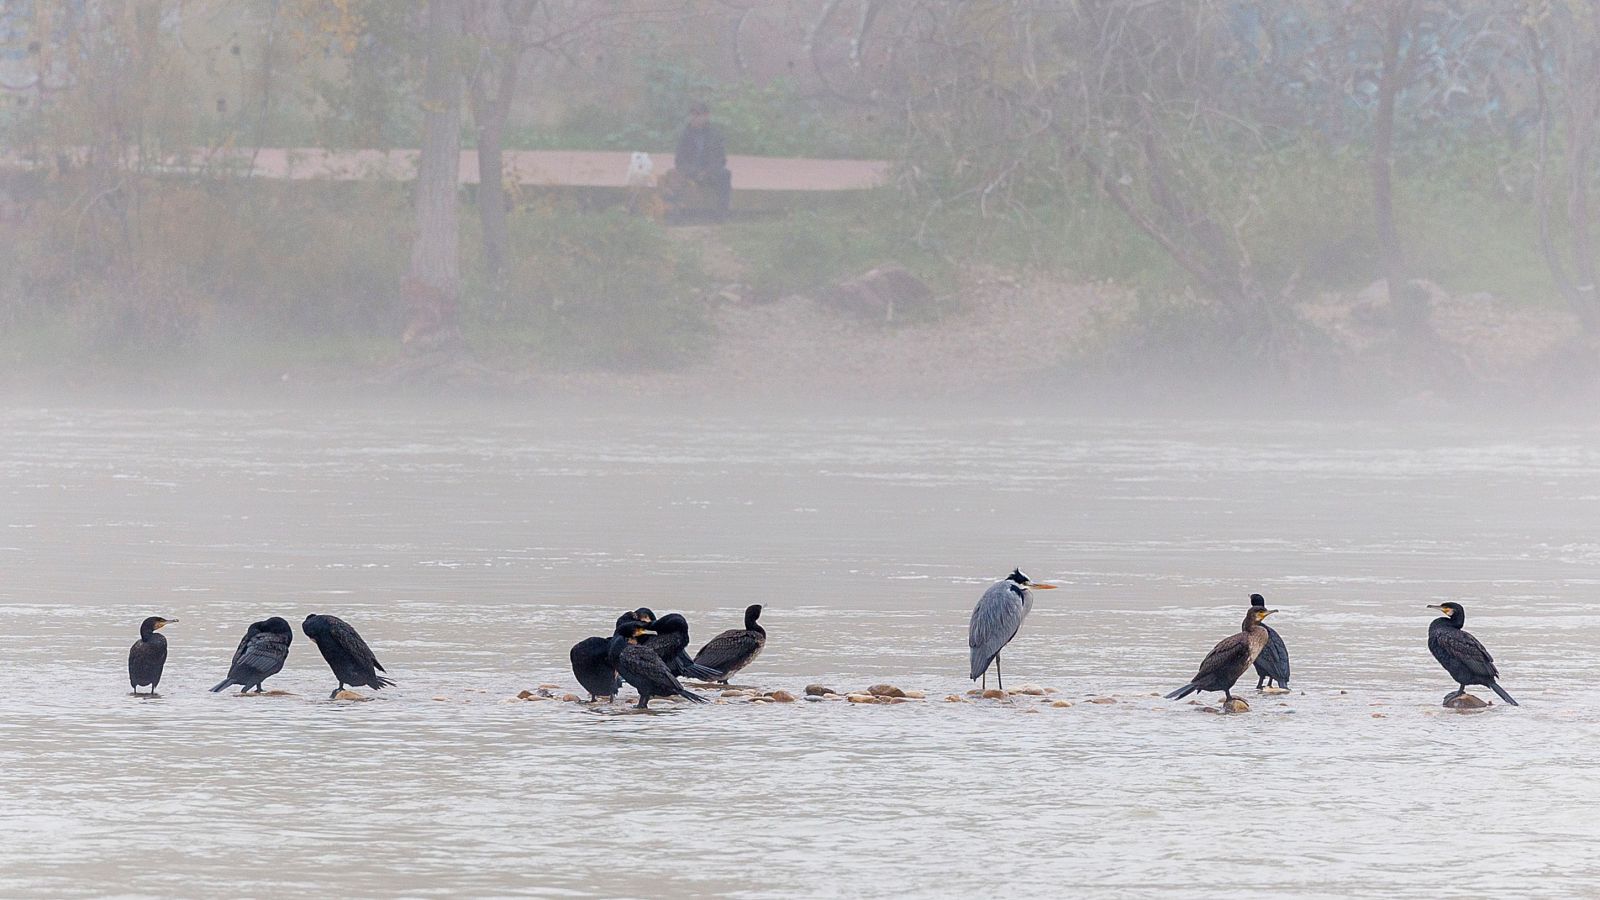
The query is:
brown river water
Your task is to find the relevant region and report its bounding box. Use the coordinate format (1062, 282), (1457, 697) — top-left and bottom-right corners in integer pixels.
(1, 406), (1597, 897)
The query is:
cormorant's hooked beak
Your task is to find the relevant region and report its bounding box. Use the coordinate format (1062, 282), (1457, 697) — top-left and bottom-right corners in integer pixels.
(1028, 583), (1058, 590)
(156, 619), (177, 629)
(1427, 604), (1446, 611)
(1260, 609), (1278, 617)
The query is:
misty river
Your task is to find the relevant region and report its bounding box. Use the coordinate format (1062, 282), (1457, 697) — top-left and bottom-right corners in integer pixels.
(1, 406), (1597, 896)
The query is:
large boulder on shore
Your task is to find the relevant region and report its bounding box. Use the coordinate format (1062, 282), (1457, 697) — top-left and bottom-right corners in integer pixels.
(818, 265), (933, 322)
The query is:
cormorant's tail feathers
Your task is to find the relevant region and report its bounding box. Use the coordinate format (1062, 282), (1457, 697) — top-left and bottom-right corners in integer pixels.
(373, 675), (397, 689)
(678, 687), (709, 703)
(684, 662), (723, 681)
(1489, 681), (1519, 706)
(209, 678), (233, 693)
(1165, 683), (1199, 700)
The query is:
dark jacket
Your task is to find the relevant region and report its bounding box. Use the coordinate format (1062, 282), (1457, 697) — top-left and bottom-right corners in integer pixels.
(675, 123), (727, 175)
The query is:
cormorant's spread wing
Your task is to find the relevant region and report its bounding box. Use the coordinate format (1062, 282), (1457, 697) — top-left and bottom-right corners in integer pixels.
(234, 629), (291, 677)
(229, 623), (260, 669)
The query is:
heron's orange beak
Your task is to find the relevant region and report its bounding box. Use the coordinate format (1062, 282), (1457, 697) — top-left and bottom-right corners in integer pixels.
(1030, 583), (1058, 590)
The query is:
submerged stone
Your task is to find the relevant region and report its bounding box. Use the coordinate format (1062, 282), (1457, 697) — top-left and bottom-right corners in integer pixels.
(1013, 684), (1045, 696)
(766, 690), (797, 703)
(846, 693), (878, 704)
(1088, 697), (1117, 705)
(333, 690), (369, 701)
(902, 690), (927, 699)
(981, 689), (1008, 700)
(866, 684), (906, 698)
(804, 684), (836, 697)
(1051, 700), (1073, 708)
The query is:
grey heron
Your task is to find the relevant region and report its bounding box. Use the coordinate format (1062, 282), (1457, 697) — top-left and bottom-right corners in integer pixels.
(968, 569), (1057, 690)
(1166, 606), (1276, 703)
(1249, 593), (1291, 689)
(1427, 602), (1518, 706)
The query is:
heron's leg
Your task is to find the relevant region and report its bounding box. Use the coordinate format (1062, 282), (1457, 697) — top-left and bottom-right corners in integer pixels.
(995, 654), (1003, 692)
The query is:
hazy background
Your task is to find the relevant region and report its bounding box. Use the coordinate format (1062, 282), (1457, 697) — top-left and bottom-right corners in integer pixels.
(1, 0), (1598, 412)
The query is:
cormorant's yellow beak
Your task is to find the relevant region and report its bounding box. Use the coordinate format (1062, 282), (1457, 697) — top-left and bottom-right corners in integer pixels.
(156, 619), (177, 629)
(1427, 604), (1446, 612)
(1261, 609), (1277, 617)
(1029, 583), (1059, 590)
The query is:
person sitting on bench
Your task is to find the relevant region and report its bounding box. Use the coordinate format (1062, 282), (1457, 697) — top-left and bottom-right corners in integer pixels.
(673, 101), (731, 218)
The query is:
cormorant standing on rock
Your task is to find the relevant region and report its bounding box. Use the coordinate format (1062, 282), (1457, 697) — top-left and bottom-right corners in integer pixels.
(693, 604), (767, 684)
(128, 616), (177, 695)
(570, 611), (645, 702)
(302, 614), (395, 699)
(211, 616), (293, 693)
(1167, 606), (1277, 703)
(1250, 593), (1291, 689)
(643, 613), (723, 681)
(969, 569), (1057, 691)
(610, 617), (708, 709)
(1428, 602), (1518, 706)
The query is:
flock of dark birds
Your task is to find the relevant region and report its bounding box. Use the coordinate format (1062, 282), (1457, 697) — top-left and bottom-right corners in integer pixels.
(128, 570), (1518, 710)
(126, 604), (769, 708)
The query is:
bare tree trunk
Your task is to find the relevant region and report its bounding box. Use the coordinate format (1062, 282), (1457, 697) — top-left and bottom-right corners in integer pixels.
(467, 0), (534, 286)
(1371, 0), (1429, 338)
(403, 0), (465, 355)
(1566, 33), (1600, 334)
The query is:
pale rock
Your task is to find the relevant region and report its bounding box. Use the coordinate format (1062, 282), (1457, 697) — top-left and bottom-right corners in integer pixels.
(1013, 684), (1045, 696)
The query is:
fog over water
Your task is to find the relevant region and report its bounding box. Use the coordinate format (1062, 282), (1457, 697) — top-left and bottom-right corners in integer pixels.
(1, 405), (1597, 897)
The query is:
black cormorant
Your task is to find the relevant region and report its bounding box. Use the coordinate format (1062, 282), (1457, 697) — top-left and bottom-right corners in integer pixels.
(302, 614), (395, 699)
(692, 604), (767, 684)
(1250, 593), (1291, 689)
(608, 617), (708, 709)
(1166, 606), (1276, 703)
(642, 613), (723, 681)
(569, 611), (645, 702)
(128, 616), (177, 695)
(210, 616), (293, 693)
(1428, 602), (1518, 706)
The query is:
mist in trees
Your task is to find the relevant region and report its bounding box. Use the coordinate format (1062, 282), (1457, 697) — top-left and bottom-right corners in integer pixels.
(1, 1), (1596, 405)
